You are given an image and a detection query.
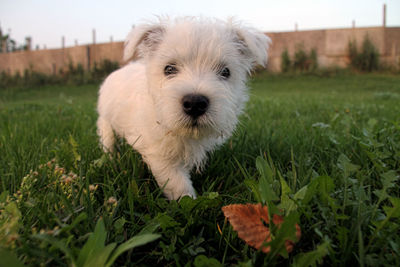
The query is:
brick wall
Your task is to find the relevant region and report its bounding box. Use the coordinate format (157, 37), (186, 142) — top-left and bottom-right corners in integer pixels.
(0, 27), (399, 74)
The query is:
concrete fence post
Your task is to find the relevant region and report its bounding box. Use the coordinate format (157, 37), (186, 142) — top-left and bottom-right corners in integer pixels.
(25, 37), (32, 51)
(383, 4), (386, 28)
(86, 45), (91, 70)
(92, 29), (96, 45)
(92, 29), (96, 69)
(61, 36), (65, 72)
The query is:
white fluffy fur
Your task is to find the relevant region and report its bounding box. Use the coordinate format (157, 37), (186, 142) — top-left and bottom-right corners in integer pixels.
(97, 17), (270, 200)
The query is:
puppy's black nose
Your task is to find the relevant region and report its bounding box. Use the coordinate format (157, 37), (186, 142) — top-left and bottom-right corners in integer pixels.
(182, 94), (209, 118)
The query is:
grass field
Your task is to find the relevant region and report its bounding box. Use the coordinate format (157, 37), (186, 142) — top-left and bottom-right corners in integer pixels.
(0, 73), (400, 266)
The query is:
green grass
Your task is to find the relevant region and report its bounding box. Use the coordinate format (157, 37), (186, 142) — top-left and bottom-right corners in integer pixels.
(0, 73), (400, 266)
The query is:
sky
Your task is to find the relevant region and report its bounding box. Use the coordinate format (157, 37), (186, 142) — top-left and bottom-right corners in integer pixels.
(1, 0), (399, 49)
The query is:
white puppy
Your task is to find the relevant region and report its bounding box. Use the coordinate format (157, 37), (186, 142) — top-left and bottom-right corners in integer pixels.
(97, 17), (269, 200)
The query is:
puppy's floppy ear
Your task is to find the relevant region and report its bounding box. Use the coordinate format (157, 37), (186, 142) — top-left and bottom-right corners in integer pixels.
(123, 23), (165, 62)
(234, 26), (271, 68)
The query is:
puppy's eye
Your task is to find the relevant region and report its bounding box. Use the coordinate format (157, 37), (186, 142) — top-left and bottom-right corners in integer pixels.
(164, 64), (178, 76)
(219, 67), (230, 79)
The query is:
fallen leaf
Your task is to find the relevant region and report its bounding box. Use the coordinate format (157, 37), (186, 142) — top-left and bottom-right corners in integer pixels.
(221, 203), (301, 254)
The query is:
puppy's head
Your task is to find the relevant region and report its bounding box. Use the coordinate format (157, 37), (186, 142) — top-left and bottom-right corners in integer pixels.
(124, 17), (270, 139)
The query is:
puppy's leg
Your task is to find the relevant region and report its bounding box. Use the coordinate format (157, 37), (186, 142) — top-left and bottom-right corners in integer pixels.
(145, 156), (196, 200)
(97, 117), (115, 153)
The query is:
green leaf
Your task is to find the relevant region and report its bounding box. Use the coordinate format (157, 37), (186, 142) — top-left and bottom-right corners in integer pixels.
(373, 189), (389, 202)
(256, 157), (279, 202)
(280, 173), (292, 197)
(0, 248), (25, 267)
(312, 122), (331, 129)
(77, 218), (107, 267)
(205, 192), (219, 199)
(60, 212), (88, 234)
(294, 185), (308, 201)
(316, 175), (335, 205)
(381, 171), (399, 191)
(138, 220), (160, 235)
(105, 233), (161, 267)
(336, 226), (349, 250)
(264, 211), (299, 259)
(33, 234), (77, 265)
(193, 255), (222, 267)
(179, 194), (221, 215)
(337, 154), (359, 177)
(0, 201), (21, 247)
(129, 180), (140, 198)
(367, 197), (400, 251)
(0, 191), (9, 202)
(383, 197), (400, 218)
(84, 243), (117, 267)
(114, 217), (126, 233)
(279, 174), (296, 213)
(256, 157), (274, 184)
(367, 118), (378, 130)
(373, 171), (399, 203)
(293, 242), (330, 267)
(156, 212), (180, 231)
(92, 154), (109, 168)
(244, 179), (262, 203)
(300, 180), (319, 205)
(69, 134), (81, 168)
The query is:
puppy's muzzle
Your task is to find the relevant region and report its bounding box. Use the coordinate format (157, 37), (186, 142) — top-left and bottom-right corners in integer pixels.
(182, 94), (209, 119)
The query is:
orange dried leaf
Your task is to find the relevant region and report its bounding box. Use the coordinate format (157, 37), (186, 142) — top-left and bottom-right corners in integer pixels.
(221, 203), (301, 254)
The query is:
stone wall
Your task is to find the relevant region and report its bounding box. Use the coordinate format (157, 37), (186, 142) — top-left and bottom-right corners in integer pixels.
(0, 27), (399, 75)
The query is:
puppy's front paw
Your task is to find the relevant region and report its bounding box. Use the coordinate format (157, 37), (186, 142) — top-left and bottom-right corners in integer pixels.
(179, 185), (197, 200)
(164, 182), (197, 201)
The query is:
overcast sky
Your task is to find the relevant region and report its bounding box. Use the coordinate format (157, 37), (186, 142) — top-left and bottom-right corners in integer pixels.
(1, 0), (399, 49)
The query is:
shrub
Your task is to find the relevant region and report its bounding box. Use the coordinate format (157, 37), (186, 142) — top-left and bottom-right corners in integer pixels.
(309, 48), (318, 71)
(281, 46), (318, 73)
(65, 62), (86, 85)
(281, 49), (291, 73)
(348, 35), (380, 72)
(293, 45), (309, 71)
(91, 59), (120, 81)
